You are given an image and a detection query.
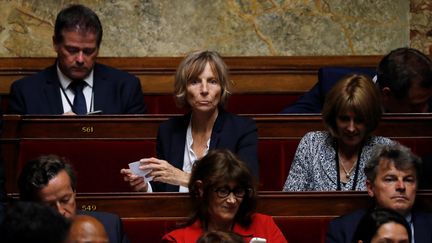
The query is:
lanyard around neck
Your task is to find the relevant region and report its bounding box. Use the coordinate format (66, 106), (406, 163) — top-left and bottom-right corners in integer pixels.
(334, 140), (363, 191)
(59, 81), (94, 113)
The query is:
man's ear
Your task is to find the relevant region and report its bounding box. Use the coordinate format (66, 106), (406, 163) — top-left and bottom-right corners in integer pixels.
(195, 180), (204, 197)
(366, 180), (374, 198)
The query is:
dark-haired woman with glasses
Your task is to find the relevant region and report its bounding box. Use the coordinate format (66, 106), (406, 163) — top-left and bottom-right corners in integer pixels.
(162, 149), (287, 243)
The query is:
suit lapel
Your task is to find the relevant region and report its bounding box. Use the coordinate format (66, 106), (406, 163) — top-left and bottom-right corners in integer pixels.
(166, 114), (189, 192)
(209, 109), (225, 149)
(171, 114), (189, 168)
(413, 211), (431, 243)
(43, 65), (64, 114)
(321, 134), (339, 188)
(92, 63), (109, 111)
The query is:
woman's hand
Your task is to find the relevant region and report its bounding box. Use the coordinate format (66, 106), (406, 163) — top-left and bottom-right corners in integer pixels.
(120, 168), (149, 192)
(140, 157), (190, 187)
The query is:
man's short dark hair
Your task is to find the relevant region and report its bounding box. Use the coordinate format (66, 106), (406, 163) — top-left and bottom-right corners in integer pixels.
(0, 201), (70, 243)
(364, 143), (422, 183)
(377, 47), (432, 99)
(18, 155), (76, 201)
(53, 4), (103, 47)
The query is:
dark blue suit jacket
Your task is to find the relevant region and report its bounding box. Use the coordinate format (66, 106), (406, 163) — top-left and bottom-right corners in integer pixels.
(326, 208), (432, 243)
(78, 210), (129, 243)
(7, 63), (147, 114)
(420, 154), (432, 189)
(281, 67), (376, 113)
(152, 109), (259, 192)
(0, 156), (5, 224)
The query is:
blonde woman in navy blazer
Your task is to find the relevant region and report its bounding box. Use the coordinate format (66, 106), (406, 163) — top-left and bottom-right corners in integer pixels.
(121, 50), (258, 192)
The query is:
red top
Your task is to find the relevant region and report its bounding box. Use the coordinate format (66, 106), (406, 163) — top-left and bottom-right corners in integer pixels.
(162, 213), (288, 243)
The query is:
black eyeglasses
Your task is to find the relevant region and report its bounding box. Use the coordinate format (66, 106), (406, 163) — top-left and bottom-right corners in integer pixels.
(214, 186), (252, 198)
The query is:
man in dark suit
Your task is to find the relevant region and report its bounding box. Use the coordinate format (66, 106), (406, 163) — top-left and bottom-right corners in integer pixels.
(419, 154), (432, 189)
(326, 144), (432, 243)
(7, 4), (146, 115)
(0, 157), (5, 224)
(17, 154), (129, 243)
(281, 47), (432, 113)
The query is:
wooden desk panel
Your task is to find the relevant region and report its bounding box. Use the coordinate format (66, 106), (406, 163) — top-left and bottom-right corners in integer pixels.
(7, 191), (432, 243)
(69, 191), (432, 218)
(0, 56), (381, 94)
(3, 114), (432, 139)
(2, 114), (431, 193)
(0, 56), (381, 115)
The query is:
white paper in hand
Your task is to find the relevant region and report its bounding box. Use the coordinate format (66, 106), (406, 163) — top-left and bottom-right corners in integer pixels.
(250, 237), (267, 243)
(128, 161), (153, 183)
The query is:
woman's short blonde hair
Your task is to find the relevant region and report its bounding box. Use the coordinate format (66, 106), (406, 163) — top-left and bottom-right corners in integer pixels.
(322, 74), (382, 137)
(174, 50), (231, 108)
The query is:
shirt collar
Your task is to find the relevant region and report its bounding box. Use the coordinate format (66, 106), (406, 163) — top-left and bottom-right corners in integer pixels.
(186, 117), (211, 150)
(56, 65), (94, 90)
(405, 213), (412, 223)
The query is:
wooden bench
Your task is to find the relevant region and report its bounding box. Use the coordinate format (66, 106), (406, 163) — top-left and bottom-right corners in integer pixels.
(77, 191), (432, 243)
(2, 114), (431, 193)
(40, 192), (432, 242)
(0, 56), (381, 114)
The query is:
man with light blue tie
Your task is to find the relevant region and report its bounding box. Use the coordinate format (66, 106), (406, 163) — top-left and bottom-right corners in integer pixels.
(7, 4), (147, 115)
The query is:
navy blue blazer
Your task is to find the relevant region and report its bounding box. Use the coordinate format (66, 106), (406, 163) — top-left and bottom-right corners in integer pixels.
(78, 210), (129, 243)
(7, 63), (147, 114)
(281, 67), (376, 113)
(0, 156), (5, 224)
(420, 154), (432, 189)
(325, 208), (432, 243)
(152, 109), (259, 192)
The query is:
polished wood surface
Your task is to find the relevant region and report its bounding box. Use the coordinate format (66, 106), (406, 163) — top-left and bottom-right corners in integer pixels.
(8, 191), (432, 243)
(3, 113), (432, 139)
(50, 191), (432, 218)
(0, 56), (381, 94)
(2, 114), (431, 193)
(74, 191), (372, 218)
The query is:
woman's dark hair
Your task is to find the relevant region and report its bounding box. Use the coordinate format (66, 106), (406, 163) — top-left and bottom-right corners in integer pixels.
(197, 230), (245, 243)
(186, 149), (257, 229)
(352, 208), (411, 243)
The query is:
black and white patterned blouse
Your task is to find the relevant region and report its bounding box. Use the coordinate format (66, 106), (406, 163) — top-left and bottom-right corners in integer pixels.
(282, 131), (395, 191)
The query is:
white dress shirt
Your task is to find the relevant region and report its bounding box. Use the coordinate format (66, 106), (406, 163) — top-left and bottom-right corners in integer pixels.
(57, 65), (94, 113)
(179, 119), (210, 192)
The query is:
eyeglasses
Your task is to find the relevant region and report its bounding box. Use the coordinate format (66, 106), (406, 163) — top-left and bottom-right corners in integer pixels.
(214, 186), (251, 198)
